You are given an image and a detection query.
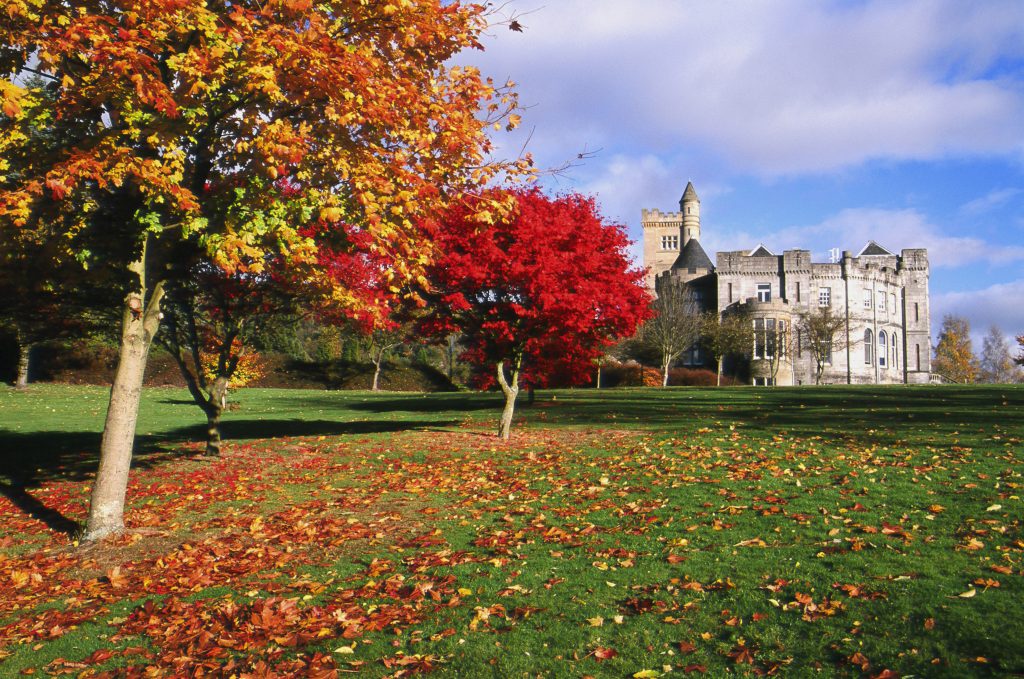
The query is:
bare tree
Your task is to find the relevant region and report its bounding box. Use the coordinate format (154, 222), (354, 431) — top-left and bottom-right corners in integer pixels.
(364, 326), (406, 392)
(701, 310), (753, 386)
(761, 319), (793, 385)
(796, 307), (849, 385)
(978, 325), (1022, 384)
(638, 280), (702, 386)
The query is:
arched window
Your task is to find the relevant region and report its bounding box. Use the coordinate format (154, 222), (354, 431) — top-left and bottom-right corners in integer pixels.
(864, 329), (873, 364)
(892, 333), (898, 367)
(878, 331), (887, 368)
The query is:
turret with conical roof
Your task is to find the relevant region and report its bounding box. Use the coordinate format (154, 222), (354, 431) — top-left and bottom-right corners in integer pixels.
(679, 181), (701, 245)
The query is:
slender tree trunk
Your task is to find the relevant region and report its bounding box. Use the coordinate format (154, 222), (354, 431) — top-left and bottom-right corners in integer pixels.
(372, 355), (382, 391)
(595, 362), (601, 389)
(496, 358), (520, 441)
(447, 335), (455, 383)
(84, 250), (164, 542)
(662, 358), (670, 387)
(204, 376), (229, 457)
(716, 357), (724, 386)
(15, 337), (31, 389)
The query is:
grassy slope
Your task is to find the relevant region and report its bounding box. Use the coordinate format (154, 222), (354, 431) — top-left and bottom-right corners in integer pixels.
(0, 383), (1021, 677)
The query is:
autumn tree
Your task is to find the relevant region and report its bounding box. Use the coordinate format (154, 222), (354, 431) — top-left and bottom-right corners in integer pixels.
(932, 315), (979, 384)
(0, 225), (110, 388)
(701, 311), (753, 386)
(420, 188), (650, 439)
(796, 307), (850, 385)
(977, 325), (1021, 384)
(157, 263), (283, 457)
(0, 76), (114, 387)
(638, 278), (702, 387)
(1017, 335), (1024, 368)
(1, 2), (526, 540)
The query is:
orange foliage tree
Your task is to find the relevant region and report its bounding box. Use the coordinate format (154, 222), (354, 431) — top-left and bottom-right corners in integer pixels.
(932, 315), (979, 384)
(1, 2), (527, 540)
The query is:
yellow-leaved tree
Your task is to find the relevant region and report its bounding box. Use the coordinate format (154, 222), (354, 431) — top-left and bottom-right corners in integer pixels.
(1, 1), (529, 540)
(932, 315), (979, 384)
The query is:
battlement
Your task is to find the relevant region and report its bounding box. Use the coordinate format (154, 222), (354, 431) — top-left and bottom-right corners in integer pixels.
(641, 208), (683, 225)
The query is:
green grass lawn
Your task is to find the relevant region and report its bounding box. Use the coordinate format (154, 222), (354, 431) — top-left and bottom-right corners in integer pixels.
(1, 383), (1022, 677)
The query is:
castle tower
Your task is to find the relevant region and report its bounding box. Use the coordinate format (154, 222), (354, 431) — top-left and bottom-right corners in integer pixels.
(641, 207), (683, 290)
(680, 181), (700, 245)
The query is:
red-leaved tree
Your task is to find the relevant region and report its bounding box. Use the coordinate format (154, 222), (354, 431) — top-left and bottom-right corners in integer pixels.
(420, 188), (650, 439)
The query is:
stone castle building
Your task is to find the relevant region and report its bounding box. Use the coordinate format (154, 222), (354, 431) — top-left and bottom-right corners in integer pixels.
(642, 182), (932, 385)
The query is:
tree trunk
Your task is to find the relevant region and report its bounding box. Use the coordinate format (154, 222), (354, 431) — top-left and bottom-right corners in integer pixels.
(496, 359), (519, 441)
(716, 357), (724, 386)
(447, 335), (456, 382)
(662, 359), (670, 387)
(595, 363), (601, 389)
(204, 376), (229, 457)
(84, 251), (164, 542)
(372, 356), (382, 391)
(15, 339), (31, 389)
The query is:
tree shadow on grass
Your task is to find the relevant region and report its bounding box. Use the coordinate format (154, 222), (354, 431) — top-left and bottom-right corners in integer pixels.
(0, 482), (82, 536)
(169, 417), (461, 442)
(515, 386), (1023, 449)
(0, 417), (457, 535)
(343, 393), (504, 414)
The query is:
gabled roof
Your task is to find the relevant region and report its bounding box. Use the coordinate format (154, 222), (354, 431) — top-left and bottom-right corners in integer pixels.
(858, 241), (894, 256)
(680, 181), (699, 204)
(748, 244), (775, 257)
(672, 238), (714, 271)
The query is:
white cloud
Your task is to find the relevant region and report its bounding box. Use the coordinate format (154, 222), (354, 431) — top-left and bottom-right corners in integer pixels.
(959, 187), (1022, 215)
(707, 207), (1024, 268)
(474, 0), (1024, 176)
(932, 280), (1024, 343)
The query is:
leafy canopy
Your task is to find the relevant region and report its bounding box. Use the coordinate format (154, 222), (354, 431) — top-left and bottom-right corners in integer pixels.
(420, 187), (651, 388)
(0, 1), (528, 314)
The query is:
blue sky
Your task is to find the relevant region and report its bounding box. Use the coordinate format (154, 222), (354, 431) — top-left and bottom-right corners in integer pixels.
(469, 0), (1024, 346)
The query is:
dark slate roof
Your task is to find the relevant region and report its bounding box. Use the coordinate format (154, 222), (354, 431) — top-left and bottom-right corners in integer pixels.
(672, 238), (714, 271)
(680, 181), (699, 204)
(858, 241), (894, 256)
(749, 244), (775, 257)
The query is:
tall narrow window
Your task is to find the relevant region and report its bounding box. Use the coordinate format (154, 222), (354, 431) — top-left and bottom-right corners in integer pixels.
(914, 302), (919, 322)
(878, 331), (887, 368)
(754, 318), (765, 358)
(766, 319), (777, 358)
(877, 291), (886, 312)
(865, 329), (874, 364)
(777, 321), (787, 358)
(892, 333), (898, 367)
(915, 344), (920, 370)
(796, 282), (801, 302)
(728, 282), (733, 303)
(864, 289), (872, 309)
(757, 283), (771, 303)
(818, 287), (831, 307)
